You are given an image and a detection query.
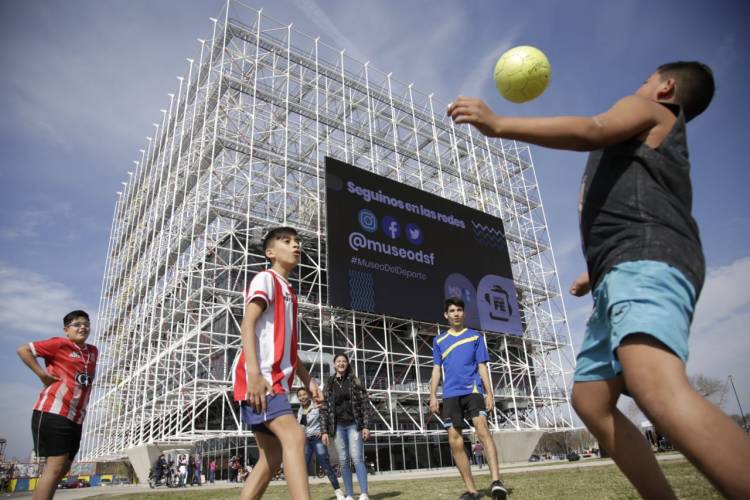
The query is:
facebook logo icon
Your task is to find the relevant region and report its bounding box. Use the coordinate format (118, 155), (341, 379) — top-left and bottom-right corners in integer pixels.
(382, 216), (400, 239)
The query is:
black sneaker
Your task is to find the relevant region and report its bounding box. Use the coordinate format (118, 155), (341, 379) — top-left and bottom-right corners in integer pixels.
(491, 480), (508, 499)
(459, 492), (481, 500)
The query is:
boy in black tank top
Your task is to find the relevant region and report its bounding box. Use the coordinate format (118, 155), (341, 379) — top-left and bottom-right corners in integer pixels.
(448, 62), (749, 498)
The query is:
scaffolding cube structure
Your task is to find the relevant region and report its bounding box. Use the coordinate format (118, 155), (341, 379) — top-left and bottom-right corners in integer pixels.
(80, 1), (576, 467)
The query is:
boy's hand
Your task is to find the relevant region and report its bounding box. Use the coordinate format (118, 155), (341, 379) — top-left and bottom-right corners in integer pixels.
(485, 393), (495, 413)
(447, 96), (502, 137)
(308, 380), (324, 404)
(321, 433), (329, 446)
(570, 271), (592, 297)
(362, 428), (370, 441)
(429, 395), (440, 413)
(246, 373), (272, 413)
(39, 372), (60, 387)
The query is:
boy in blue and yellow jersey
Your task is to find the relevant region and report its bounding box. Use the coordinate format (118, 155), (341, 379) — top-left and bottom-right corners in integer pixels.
(430, 298), (507, 500)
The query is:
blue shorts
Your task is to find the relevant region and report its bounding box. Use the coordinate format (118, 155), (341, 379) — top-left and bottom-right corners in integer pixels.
(574, 260), (696, 382)
(240, 394), (292, 434)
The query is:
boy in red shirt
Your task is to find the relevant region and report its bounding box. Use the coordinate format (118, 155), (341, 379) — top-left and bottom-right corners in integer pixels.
(17, 310), (97, 500)
(232, 227), (322, 500)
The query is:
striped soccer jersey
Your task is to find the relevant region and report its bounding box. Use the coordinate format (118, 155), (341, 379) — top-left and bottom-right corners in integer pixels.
(432, 328), (490, 398)
(233, 269), (299, 400)
(30, 337), (98, 424)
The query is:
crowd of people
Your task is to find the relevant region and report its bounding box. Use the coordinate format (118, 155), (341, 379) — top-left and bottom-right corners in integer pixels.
(0, 463), (16, 493)
(150, 452), (204, 488)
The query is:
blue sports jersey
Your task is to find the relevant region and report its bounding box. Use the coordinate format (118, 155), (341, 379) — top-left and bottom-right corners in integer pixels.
(432, 328), (490, 398)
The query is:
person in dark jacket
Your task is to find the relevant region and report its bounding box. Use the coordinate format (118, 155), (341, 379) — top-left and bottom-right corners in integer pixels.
(323, 353), (371, 500)
(187, 454), (195, 486)
(153, 453), (167, 485)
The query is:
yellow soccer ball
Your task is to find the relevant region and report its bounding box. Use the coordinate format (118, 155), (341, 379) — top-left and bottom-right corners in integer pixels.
(494, 46), (551, 103)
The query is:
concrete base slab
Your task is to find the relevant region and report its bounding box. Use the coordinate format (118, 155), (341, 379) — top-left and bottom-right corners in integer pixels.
(124, 442), (195, 484)
(492, 430), (544, 464)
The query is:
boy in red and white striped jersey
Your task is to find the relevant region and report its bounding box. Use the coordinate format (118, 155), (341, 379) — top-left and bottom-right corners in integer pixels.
(17, 309), (97, 500)
(233, 227), (322, 500)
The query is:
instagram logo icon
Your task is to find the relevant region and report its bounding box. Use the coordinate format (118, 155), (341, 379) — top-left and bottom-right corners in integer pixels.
(358, 209), (378, 233)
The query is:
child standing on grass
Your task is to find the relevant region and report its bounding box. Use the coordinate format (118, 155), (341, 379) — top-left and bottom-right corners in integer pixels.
(233, 227), (322, 500)
(17, 310), (98, 500)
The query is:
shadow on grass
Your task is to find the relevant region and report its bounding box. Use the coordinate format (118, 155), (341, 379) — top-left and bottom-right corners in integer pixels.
(315, 491), (402, 500)
(321, 493), (402, 500)
(477, 486), (514, 498)
(369, 492), (402, 499)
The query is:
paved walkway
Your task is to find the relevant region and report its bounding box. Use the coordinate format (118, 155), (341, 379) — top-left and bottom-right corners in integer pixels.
(5, 453), (686, 499)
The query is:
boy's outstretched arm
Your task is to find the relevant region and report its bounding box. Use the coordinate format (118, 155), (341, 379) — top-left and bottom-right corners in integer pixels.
(447, 95), (662, 151)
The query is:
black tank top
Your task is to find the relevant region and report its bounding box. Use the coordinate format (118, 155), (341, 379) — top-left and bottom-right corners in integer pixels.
(578, 104), (704, 294)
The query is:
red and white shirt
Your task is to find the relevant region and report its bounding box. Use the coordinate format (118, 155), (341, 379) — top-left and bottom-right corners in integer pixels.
(29, 337), (98, 425)
(233, 269), (298, 400)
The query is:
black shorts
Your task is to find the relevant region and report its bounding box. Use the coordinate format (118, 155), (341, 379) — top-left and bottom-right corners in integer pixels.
(442, 394), (487, 429)
(31, 410), (83, 458)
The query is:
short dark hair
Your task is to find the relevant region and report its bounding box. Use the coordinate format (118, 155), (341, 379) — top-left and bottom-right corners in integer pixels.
(444, 297), (465, 312)
(262, 227), (299, 252)
(296, 387), (308, 395)
(656, 61), (714, 121)
(63, 310), (89, 327)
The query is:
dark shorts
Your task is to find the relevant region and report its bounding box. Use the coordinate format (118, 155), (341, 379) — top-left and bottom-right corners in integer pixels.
(442, 393), (487, 429)
(31, 410), (83, 458)
(240, 394), (292, 435)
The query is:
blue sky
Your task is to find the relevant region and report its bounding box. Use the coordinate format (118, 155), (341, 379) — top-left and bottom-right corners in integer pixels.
(0, 0), (748, 460)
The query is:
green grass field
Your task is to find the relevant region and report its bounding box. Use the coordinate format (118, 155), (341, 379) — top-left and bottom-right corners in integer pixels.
(89, 460), (719, 499)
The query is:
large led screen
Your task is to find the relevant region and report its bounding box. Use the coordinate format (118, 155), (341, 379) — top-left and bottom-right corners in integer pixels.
(326, 157), (523, 335)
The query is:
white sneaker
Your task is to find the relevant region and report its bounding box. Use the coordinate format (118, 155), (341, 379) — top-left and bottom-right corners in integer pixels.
(358, 495), (369, 500)
(344, 496), (355, 500)
(334, 490), (346, 500)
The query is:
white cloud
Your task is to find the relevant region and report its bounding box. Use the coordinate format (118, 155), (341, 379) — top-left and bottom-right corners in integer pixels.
(0, 202), (73, 241)
(713, 33), (739, 81)
(292, 0), (368, 62)
(0, 264), (97, 461)
(0, 381), (41, 461)
(688, 256), (750, 413)
(0, 262), (93, 340)
(692, 256), (750, 332)
(1, 2), (210, 154)
(457, 22), (527, 98)
(369, 6), (466, 91)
